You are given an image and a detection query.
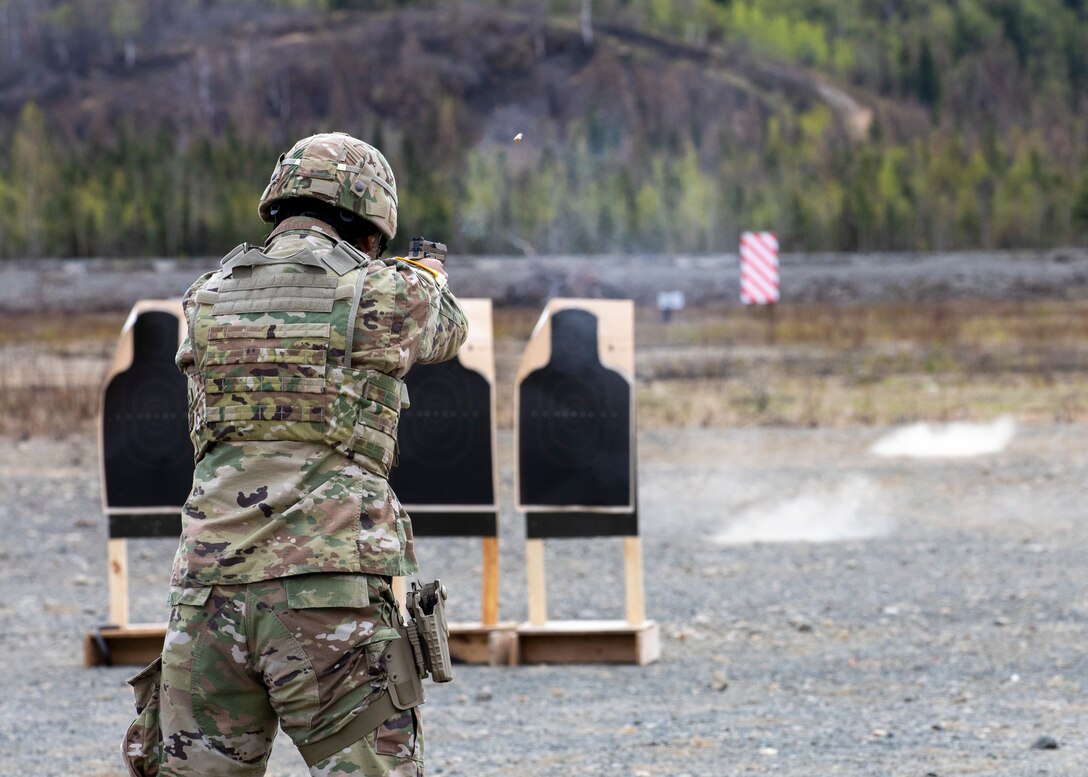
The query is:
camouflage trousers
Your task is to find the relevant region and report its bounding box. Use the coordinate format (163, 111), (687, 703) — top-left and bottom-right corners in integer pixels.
(123, 574), (423, 777)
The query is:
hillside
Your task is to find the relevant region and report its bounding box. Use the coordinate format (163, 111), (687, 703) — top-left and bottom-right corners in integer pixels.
(0, 0), (1086, 258)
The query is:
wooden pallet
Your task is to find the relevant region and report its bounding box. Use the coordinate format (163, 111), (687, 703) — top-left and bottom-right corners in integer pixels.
(515, 620), (660, 665)
(84, 624), (166, 667)
(448, 623), (520, 666)
(83, 622), (521, 667)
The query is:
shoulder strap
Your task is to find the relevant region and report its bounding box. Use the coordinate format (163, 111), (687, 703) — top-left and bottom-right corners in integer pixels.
(222, 247), (329, 277)
(222, 242), (367, 278)
(335, 240), (372, 365)
(325, 241), (369, 276)
(218, 243), (249, 269)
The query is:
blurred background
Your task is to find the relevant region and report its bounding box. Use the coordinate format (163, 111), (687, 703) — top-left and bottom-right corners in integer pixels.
(0, 0), (1086, 258)
(3, 0), (1088, 439)
(5, 0), (1087, 634)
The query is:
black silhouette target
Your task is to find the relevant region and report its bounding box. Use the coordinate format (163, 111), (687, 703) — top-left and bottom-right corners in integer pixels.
(102, 311), (193, 511)
(391, 359), (494, 507)
(518, 309), (632, 508)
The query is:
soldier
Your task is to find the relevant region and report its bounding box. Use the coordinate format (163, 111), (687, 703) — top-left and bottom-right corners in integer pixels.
(122, 132), (467, 777)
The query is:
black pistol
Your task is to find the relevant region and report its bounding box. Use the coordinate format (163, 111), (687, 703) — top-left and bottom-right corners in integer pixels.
(407, 237), (448, 265)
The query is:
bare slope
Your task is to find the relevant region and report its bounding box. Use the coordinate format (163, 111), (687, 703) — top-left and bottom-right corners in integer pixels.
(0, 7), (877, 150)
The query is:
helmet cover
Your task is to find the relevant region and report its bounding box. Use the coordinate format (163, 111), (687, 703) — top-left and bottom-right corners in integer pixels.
(258, 132), (398, 239)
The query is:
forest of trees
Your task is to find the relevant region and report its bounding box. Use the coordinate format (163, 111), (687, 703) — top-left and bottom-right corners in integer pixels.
(0, 0), (1086, 257)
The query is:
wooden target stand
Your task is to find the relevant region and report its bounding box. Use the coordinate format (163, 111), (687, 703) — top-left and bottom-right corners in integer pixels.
(389, 299), (516, 664)
(85, 301), (192, 666)
(514, 299), (660, 665)
(83, 297), (659, 667)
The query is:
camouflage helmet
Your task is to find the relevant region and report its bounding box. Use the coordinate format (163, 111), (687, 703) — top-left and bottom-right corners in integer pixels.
(258, 132), (398, 239)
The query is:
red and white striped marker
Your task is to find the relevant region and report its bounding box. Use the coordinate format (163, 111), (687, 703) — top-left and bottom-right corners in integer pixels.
(739, 231), (780, 305)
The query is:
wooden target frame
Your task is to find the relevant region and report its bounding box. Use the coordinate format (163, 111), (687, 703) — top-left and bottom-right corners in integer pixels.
(87, 300), (191, 666)
(513, 299), (659, 665)
(390, 299), (510, 657)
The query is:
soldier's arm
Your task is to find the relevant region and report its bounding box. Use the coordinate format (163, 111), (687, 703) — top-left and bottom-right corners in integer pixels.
(400, 263), (468, 366)
(175, 272), (215, 455)
(174, 272), (215, 374)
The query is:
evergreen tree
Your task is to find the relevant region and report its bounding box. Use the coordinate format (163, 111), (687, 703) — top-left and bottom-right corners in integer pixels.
(917, 38), (941, 107)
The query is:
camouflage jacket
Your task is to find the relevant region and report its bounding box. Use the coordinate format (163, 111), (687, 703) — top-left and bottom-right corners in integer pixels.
(171, 218), (467, 587)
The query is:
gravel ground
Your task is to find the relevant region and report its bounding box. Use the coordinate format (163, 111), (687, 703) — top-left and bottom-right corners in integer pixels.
(1, 424), (1086, 776)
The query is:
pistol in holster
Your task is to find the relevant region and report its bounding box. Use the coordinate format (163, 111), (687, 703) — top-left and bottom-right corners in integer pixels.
(384, 579), (454, 711)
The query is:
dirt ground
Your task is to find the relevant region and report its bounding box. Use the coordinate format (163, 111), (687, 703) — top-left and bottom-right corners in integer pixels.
(1, 422), (1086, 776)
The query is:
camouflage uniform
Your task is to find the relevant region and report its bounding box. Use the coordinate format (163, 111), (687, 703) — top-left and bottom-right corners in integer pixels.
(122, 134), (467, 777)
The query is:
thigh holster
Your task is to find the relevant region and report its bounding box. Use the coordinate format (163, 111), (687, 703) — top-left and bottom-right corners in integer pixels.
(298, 579), (452, 767)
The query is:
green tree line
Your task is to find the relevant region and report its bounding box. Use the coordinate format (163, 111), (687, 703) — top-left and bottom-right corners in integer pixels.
(0, 0), (1086, 257)
(3, 100), (1085, 258)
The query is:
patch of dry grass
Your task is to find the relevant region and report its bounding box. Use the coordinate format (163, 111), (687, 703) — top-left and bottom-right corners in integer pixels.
(498, 300), (1088, 428)
(0, 361), (101, 438)
(0, 312), (121, 438)
(5, 300), (1087, 437)
(636, 299), (1088, 349)
(637, 373), (1088, 428)
(0, 312), (124, 347)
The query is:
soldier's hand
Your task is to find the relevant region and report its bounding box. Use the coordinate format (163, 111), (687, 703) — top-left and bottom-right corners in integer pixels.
(417, 257), (448, 280)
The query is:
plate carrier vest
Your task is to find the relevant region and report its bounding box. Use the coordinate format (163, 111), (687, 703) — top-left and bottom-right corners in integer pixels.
(187, 241), (405, 478)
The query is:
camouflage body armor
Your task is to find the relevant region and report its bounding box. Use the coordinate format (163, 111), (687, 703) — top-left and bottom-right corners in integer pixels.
(187, 240), (405, 477)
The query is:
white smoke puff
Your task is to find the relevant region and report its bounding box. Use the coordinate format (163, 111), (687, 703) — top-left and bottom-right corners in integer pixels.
(714, 477), (892, 545)
(870, 416), (1016, 459)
